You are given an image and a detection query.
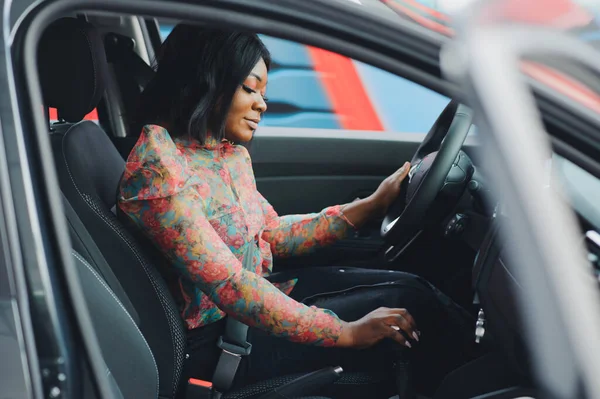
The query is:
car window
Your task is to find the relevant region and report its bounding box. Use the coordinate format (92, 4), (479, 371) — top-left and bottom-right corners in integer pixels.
(49, 108), (99, 124)
(554, 154), (600, 227)
(158, 23), (450, 134)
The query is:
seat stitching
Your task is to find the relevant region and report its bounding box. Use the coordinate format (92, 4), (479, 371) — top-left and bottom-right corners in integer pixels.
(61, 128), (180, 396)
(72, 251), (159, 396)
(81, 193), (181, 395)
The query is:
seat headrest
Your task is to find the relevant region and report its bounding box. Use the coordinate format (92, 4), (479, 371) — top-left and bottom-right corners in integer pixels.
(38, 17), (108, 122)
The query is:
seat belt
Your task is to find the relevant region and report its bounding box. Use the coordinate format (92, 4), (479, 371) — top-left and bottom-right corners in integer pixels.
(210, 244), (254, 398)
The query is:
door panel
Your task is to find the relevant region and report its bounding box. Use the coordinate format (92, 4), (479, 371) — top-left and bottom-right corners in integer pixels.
(255, 176), (382, 215)
(250, 127), (479, 268)
(251, 127), (479, 213)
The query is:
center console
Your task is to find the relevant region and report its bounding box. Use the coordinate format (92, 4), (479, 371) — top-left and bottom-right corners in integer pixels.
(471, 215), (532, 380)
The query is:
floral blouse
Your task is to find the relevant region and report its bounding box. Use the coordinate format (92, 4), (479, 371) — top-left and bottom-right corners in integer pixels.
(118, 125), (355, 346)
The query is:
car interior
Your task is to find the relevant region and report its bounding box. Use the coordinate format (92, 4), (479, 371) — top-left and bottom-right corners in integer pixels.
(22, 5), (600, 399)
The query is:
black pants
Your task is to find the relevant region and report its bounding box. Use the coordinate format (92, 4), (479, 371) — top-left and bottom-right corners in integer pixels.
(184, 267), (477, 398)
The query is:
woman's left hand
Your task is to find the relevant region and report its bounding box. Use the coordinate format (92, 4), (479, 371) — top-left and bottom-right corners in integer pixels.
(339, 161), (410, 228)
(369, 161), (411, 218)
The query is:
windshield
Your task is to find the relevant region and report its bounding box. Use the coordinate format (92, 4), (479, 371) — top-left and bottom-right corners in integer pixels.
(382, 0), (600, 113)
(382, 0), (600, 37)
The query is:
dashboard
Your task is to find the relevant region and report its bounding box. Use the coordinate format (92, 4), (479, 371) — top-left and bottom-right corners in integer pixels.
(472, 216), (532, 378)
(471, 154), (600, 380)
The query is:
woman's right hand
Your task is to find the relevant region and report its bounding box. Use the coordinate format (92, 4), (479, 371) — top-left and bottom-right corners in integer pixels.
(335, 307), (419, 349)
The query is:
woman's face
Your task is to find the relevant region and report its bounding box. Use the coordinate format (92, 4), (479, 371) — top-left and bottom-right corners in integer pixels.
(224, 58), (268, 143)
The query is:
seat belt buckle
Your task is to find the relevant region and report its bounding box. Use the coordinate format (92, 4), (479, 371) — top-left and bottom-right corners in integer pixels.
(211, 337), (252, 394)
(211, 316), (251, 394)
(216, 336), (252, 356)
(186, 378), (214, 399)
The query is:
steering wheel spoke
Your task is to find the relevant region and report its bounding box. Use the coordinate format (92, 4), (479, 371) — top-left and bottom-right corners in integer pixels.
(383, 230), (424, 262)
(382, 216), (400, 234)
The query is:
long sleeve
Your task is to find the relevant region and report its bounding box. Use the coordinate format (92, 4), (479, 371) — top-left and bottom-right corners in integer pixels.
(259, 193), (355, 258)
(118, 125), (343, 345)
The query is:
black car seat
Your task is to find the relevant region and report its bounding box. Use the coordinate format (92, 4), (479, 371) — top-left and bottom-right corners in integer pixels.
(39, 17), (187, 399)
(38, 17), (385, 399)
(65, 193), (337, 399)
(65, 195), (335, 399)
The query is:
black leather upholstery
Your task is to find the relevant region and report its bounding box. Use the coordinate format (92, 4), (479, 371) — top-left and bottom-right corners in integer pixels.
(72, 247), (159, 399)
(63, 195), (138, 322)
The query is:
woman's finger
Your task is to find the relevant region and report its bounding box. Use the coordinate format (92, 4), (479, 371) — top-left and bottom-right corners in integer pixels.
(395, 162), (411, 177)
(389, 308), (418, 330)
(388, 314), (417, 342)
(400, 309), (418, 331)
(388, 325), (412, 348)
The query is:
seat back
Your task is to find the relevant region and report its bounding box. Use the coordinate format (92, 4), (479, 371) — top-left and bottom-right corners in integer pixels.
(63, 186), (158, 399)
(39, 17), (187, 399)
(72, 246), (159, 399)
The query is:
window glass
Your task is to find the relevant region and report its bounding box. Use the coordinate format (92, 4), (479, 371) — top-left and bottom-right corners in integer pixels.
(49, 108), (98, 124)
(552, 154), (600, 230)
(158, 23), (450, 133)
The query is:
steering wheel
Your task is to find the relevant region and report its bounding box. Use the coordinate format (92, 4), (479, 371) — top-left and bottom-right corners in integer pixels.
(381, 101), (473, 259)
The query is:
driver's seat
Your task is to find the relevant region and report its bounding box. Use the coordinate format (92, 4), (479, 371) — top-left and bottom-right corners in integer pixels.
(38, 17), (384, 399)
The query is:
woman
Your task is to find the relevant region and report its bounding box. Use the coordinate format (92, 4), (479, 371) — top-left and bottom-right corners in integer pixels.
(118, 25), (475, 398)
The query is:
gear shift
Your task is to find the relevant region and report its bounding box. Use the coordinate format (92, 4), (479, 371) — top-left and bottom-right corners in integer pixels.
(394, 356), (416, 399)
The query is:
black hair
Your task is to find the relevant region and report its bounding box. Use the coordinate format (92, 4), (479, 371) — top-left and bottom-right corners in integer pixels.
(136, 25), (271, 143)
